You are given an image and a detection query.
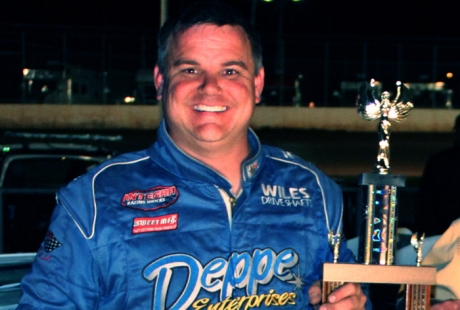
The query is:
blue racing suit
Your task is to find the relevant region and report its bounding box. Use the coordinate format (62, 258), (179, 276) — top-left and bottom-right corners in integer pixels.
(18, 120), (369, 309)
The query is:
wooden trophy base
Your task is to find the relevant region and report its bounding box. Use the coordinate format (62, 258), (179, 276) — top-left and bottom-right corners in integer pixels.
(322, 263), (436, 310)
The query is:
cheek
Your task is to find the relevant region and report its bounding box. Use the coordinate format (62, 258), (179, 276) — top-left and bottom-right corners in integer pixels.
(225, 80), (255, 97)
(167, 79), (199, 100)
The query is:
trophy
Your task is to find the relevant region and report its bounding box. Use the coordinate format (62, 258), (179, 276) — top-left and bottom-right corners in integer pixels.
(357, 78), (413, 265)
(322, 80), (436, 310)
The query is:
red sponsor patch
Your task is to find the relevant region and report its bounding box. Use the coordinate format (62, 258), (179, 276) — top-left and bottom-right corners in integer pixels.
(121, 185), (179, 211)
(132, 213), (178, 234)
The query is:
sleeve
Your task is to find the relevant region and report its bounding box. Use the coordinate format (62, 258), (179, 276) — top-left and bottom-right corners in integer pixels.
(17, 201), (101, 309)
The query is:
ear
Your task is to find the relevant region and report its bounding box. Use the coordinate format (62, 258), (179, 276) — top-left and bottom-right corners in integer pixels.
(254, 67), (265, 104)
(154, 65), (164, 100)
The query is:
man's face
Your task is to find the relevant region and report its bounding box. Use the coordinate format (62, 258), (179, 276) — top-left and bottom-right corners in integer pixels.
(154, 24), (264, 154)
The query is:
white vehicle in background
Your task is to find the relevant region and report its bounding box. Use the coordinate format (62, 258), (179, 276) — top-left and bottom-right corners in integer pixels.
(0, 132), (119, 308)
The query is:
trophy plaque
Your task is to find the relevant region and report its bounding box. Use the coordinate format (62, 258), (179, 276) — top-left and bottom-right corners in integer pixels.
(322, 80), (436, 309)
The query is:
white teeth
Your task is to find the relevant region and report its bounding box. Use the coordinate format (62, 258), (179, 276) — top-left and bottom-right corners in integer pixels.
(194, 105), (227, 112)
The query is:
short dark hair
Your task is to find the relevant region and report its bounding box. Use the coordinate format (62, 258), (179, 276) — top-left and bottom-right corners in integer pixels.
(156, 1), (263, 75)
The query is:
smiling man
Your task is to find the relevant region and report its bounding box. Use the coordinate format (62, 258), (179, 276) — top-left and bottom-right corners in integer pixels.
(18, 2), (369, 310)
(155, 23), (264, 195)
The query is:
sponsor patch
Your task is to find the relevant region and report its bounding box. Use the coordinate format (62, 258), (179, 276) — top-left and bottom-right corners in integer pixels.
(122, 185), (179, 211)
(44, 230), (62, 253)
(132, 213), (178, 234)
(260, 183), (312, 207)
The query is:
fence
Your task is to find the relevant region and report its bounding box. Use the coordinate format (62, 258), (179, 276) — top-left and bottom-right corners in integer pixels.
(2, 23), (460, 106)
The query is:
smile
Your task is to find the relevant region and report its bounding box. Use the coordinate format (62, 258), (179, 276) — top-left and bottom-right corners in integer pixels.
(193, 105), (228, 112)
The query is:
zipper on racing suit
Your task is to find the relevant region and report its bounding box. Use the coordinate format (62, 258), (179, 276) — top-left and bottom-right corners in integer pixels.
(229, 196), (237, 209)
(217, 187), (240, 228)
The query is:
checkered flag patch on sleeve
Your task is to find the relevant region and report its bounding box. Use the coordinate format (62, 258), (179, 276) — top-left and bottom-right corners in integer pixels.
(44, 231), (63, 253)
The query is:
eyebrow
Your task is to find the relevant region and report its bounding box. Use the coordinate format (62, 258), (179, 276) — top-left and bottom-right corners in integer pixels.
(172, 59), (249, 70)
(172, 59), (199, 67)
(223, 60), (248, 70)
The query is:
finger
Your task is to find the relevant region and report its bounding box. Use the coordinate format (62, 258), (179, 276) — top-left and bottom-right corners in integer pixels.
(431, 300), (460, 310)
(327, 283), (361, 303)
(320, 295), (366, 310)
(308, 284), (322, 305)
(321, 283), (366, 310)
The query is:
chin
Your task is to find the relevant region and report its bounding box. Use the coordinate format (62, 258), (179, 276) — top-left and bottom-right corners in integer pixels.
(194, 124), (225, 138)
(195, 132), (225, 143)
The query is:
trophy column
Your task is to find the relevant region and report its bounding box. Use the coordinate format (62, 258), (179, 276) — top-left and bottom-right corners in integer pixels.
(322, 80), (436, 310)
(358, 173), (405, 265)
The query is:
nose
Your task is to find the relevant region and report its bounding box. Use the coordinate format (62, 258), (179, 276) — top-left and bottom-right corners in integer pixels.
(199, 73), (221, 95)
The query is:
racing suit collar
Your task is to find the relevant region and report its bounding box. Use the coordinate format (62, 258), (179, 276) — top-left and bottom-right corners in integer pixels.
(151, 119), (263, 190)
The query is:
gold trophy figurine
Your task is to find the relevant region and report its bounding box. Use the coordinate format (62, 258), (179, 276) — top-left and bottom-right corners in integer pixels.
(411, 232), (425, 267)
(322, 230), (344, 303)
(327, 230), (342, 264)
(358, 79), (414, 174)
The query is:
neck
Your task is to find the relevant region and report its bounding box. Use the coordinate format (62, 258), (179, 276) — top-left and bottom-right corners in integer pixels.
(183, 139), (250, 195)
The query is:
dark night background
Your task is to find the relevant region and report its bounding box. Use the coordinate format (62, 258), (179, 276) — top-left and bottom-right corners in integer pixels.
(1, 0), (457, 38)
(1, 0), (459, 105)
(0, 0), (457, 38)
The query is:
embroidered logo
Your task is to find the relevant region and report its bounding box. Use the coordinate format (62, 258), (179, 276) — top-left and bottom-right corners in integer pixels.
(143, 248), (301, 309)
(260, 183), (312, 207)
(44, 231), (63, 253)
(132, 214), (178, 234)
(121, 185), (179, 211)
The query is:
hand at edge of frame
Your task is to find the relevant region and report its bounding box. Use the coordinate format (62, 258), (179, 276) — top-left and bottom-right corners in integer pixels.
(320, 282), (366, 310)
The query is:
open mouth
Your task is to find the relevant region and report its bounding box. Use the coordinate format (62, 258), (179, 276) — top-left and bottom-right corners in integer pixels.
(193, 105), (228, 112)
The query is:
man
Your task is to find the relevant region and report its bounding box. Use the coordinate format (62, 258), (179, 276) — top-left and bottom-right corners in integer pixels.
(18, 2), (368, 309)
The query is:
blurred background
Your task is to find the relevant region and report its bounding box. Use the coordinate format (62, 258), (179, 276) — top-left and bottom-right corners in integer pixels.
(1, 0), (458, 107)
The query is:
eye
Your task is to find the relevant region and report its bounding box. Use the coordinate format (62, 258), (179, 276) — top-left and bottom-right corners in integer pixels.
(183, 68), (198, 74)
(223, 69), (237, 75)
